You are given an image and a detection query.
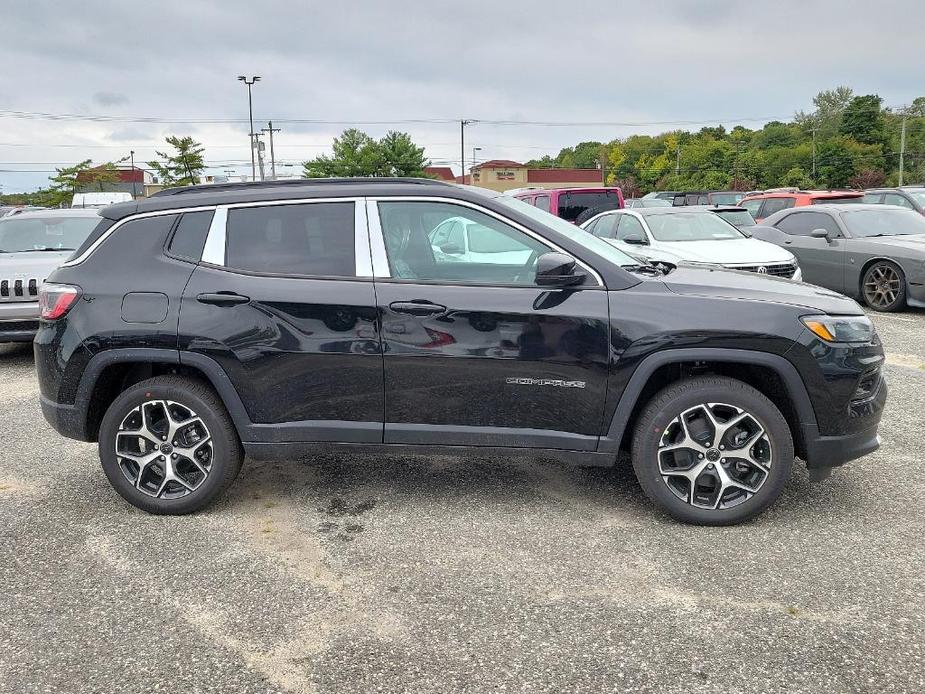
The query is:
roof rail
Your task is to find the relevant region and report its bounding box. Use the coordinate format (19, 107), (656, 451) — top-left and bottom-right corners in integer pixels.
(151, 176), (451, 197)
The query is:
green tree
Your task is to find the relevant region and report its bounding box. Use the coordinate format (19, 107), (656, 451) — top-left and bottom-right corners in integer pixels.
(839, 95), (887, 147)
(148, 136), (205, 186)
(377, 131), (429, 177)
(303, 129), (429, 178)
(781, 166), (813, 188)
(48, 159), (93, 206)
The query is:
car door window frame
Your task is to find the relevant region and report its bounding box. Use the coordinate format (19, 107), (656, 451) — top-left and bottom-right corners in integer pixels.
(366, 197), (603, 287)
(776, 211), (842, 237)
(200, 197), (373, 280)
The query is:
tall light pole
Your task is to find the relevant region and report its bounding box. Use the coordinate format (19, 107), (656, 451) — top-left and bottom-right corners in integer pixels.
(237, 75), (261, 180)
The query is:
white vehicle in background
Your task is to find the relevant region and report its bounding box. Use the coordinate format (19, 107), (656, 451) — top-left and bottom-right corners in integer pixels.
(428, 216), (534, 265)
(580, 207), (803, 280)
(71, 192), (133, 208)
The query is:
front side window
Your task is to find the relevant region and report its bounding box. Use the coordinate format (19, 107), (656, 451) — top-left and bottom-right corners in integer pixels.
(775, 212), (839, 237)
(379, 201), (548, 285)
(862, 192), (883, 204)
(740, 198), (763, 217)
(225, 202), (355, 276)
(616, 215), (647, 242)
(592, 214), (620, 239)
(841, 209), (925, 238)
(0, 215), (100, 253)
(883, 193), (914, 209)
(645, 212), (743, 242)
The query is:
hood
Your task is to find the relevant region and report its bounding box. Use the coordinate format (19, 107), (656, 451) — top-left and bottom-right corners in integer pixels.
(860, 234), (925, 253)
(647, 237), (794, 265)
(0, 250), (72, 280)
(659, 264), (862, 314)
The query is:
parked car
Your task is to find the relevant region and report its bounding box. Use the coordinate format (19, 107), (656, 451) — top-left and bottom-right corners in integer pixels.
(740, 190), (864, 223)
(36, 177), (884, 525)
(862, 187), (925, 215)
(580, 207), (801, 280)
(641, 191), (680, 201)
(752, 203), (925, 311)
(624, 198), (671, 209)
(701, 205), (757, 230)
(428, 216), (534, 265)
(0, 206), (20, 218)
(512, 187), (624, 225)
(72, 192), (133, 208)
(0, 209), (101, 342)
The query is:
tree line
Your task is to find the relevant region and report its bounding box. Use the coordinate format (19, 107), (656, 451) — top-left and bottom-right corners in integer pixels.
(526, 87), (925, 196)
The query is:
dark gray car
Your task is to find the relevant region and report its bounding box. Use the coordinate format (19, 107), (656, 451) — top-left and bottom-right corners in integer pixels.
(862, 187), (925, 215)
(752, 203), (925, 311)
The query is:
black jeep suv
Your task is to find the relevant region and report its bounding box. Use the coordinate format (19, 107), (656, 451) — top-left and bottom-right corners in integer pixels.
(35, 178), (886, 525)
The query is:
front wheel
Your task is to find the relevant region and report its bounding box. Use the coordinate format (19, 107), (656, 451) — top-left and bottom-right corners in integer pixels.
(98, 376), (243, 514)
(631, 376), (793, 526)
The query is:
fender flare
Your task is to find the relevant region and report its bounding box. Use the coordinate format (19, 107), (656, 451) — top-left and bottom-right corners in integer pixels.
(597, 348), (817, 453)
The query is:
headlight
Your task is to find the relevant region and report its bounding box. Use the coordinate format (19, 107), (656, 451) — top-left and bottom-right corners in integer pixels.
(801, 314), (873, 344)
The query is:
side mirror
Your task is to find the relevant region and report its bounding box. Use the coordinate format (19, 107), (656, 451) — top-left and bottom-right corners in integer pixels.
(810, 228), (830, 240)
(623, 232), (648, 245)
(535, 252), (585, 287)
(439, 243), (463, 254)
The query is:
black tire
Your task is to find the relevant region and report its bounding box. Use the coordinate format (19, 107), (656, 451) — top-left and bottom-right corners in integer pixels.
(574, 205), (616, 226)
(631, 376), (793, 526)
(98, 376), (243, 514)
(861, 260), (906, 312)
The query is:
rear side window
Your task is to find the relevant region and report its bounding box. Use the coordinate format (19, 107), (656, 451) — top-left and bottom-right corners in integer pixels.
(225, 202), (355, 277)
(168, 210), (214, 261)
(862, 192), (883, 204)
(811, 196), (861, 205)
(739, 198), (762, 217)
(760, 197), (795, 217)
(535, 195), (550, 213)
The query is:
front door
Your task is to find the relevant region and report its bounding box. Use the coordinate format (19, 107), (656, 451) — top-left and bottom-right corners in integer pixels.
(179, 199), (384, 443)
(370, 199), (610, 450)
(774, 211), (846, 291)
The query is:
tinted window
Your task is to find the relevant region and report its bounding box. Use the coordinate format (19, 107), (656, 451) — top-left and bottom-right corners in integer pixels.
(740, 198), (763, 217)
(0, 215), (101, 253)
(710, 192), (744, 205)
(616, 215), (647, 242)
(759, 197), (796, 218)
(225, 202), (355, 276)
(535, 195), (550, 213)
(379, 201), (548, 285)
(775, 212), (839, 237)
(883, 193), (914, 209)
(168, 210), (214, 261)
(557, 191), (621, 222)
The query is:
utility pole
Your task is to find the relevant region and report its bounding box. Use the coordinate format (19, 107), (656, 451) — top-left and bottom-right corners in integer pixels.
(237, 75), (261, 181)
(899, 113), (907, 186)
(472, 146), (482, 169)
(733, 140), (741, 190)
(262, 121), (281, 180)
(811, 128), (817, 180)
(675, 142), (681, 176)
(460, 119), (477, 183)
(129, 150), (137, 198)
(254, 133), (266, 181)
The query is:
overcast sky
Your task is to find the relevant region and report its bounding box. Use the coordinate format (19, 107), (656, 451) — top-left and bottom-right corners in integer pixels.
(1, 0), (923, 193)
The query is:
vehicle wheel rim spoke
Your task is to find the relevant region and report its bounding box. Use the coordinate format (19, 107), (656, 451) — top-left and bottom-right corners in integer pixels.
(115, 399), (213, 499)
(658, 402), (772, 510)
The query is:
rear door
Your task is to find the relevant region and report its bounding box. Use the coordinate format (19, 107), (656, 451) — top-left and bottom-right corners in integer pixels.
(178, 198), (384, 443)
(773, 211), (846, 291)
(369, 198), (610, 450)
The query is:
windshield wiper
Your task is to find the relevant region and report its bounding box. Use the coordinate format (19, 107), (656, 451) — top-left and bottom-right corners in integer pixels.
(621, 262), (668, 277)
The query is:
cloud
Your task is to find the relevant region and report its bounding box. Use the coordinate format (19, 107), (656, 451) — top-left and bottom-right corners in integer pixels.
(92, 91), (129, 106)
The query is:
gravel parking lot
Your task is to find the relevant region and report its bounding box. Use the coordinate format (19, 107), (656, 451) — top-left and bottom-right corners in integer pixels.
(1, 310), (923, 694)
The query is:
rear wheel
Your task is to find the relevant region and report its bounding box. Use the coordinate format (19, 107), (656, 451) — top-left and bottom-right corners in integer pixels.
(98, 376), (243, 514)
(631, 376), (793, 525)
(862, 261), (906, 312)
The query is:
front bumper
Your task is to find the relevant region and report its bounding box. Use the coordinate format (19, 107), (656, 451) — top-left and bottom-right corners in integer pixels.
(0, 301), (39, 342)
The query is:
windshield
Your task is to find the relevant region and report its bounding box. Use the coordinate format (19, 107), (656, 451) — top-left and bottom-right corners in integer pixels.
(0, 215), (100, 253)
(645, 212), (745, 241)
(709, 192), (744, 205)
(556, 191), (621, 222)
(841, 209), (925, 237)
(713, 210), (755, 227)
(495, 195), (638, 267)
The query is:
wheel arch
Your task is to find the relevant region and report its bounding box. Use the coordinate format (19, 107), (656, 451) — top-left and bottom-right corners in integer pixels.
(599, 348), (817, 459)
(75, 348), (252, 442)
(857, 255), (906, 297)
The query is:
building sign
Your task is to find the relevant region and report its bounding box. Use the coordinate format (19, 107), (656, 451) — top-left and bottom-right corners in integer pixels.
(495, 170), (515, 180)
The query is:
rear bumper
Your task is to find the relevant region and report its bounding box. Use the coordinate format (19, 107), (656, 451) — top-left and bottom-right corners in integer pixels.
(40, 394), (87, 441)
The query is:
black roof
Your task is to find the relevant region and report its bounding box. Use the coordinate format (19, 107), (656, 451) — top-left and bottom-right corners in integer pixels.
(102, 177), (488, 221)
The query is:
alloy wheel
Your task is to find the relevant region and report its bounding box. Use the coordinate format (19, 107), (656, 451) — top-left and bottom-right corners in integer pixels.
(863, 264), (902, 309)
(657, 402), (772, 510)
(115, 400), (213, 499)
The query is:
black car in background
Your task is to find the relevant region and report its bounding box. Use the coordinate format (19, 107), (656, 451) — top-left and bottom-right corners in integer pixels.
(35, 178), (885, 525)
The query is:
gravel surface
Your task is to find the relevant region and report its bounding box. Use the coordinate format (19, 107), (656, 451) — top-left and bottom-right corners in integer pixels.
(1, 309), (923, 694)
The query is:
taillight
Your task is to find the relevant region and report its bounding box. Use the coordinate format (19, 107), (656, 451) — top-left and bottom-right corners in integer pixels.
(39, 283), (80, 320)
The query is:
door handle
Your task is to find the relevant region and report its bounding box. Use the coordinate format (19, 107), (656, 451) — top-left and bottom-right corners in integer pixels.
(389, 300), (446, 316)
(197, 292), (250, 306)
